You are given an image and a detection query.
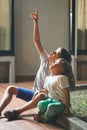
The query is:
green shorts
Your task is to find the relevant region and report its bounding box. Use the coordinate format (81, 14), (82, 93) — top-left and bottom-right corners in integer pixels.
(37, 98), (65, 122)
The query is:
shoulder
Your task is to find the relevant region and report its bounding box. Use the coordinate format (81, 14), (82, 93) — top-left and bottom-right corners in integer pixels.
(58, 75), (70, 88)
(58, 75), (69, 80)
(40, 50), (48, 60)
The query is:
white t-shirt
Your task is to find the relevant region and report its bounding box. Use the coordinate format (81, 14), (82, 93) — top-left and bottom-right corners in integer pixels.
(33, 51), (49, 91)
(43, 75), (70, 104)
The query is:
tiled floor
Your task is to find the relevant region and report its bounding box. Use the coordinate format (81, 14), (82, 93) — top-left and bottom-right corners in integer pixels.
(0, 82), (65, 130)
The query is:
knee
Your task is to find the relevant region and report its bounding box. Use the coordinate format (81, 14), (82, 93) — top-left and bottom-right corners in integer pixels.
(6, 85), (18, 95)
(48, 104), (54, 111)
(48, 103), (65, 113)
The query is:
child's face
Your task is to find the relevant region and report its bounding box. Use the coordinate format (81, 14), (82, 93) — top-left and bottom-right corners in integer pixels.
(48, 47), (62, 63)
(49, 58), (64, 75)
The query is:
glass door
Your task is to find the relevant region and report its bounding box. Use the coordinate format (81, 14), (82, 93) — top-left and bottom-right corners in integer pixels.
(70, 0), (87, 80)
(0, 0), (14, 56)
(0, 0), (15, 83)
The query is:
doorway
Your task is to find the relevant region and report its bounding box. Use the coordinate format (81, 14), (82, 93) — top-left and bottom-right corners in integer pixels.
(70, 0), (87, 81)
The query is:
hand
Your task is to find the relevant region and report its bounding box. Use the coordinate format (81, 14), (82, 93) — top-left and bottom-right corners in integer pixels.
(63, 108), (73, 116)
(32, 89), (48, 100)
(32, 90), (39, 99)
(30, 9), (38, 21)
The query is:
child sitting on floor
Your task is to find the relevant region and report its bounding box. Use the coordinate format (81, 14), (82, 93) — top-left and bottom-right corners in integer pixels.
(34, 58), (71, 122)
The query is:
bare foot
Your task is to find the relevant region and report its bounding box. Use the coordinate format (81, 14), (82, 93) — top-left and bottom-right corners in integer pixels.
(4, 110), (19, 121)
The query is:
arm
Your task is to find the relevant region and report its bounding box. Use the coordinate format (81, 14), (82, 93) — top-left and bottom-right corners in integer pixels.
(30, 9), (44, 55)
(62, 87), (71, 115)
(32, 88), (48, 99)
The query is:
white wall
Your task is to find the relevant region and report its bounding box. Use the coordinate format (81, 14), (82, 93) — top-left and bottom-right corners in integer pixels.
(14, 0), (69, 76)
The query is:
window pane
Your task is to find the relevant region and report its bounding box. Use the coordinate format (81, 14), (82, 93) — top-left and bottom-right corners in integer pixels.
(0, 0), (11, 50)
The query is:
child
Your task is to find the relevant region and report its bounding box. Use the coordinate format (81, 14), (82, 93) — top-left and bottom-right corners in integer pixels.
(34, 58), (71, 122)
(0, 9), (75, 120)
(30, 9), (75, 92)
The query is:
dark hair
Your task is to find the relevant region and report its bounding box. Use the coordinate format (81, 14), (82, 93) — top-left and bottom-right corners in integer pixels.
(60, 48), (72, 63)
(61, 58), (75, 89)
(62, 59), (71, 77)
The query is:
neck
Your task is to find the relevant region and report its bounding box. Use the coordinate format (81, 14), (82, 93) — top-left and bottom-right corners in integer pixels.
(51, 73), (59, 76)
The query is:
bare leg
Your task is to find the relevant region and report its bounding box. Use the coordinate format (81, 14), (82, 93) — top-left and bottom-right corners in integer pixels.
(4, 92), (46, 120)
(0, 85), (18, 115)
(15, 93), (46, 115)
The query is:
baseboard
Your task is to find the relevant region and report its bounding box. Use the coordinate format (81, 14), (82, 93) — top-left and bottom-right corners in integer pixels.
(15, 75), (35, 82)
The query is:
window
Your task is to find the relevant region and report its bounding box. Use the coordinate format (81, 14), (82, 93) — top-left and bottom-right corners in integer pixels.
(0, 0), (14, 56)
(70, 0), (87, 54)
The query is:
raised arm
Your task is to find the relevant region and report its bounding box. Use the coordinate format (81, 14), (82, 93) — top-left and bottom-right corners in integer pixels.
(30, 9), (44, 55)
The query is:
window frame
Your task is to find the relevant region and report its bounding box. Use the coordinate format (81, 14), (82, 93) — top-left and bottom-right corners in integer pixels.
(70, 0), (87, 55)
(0, 0), (14, 56)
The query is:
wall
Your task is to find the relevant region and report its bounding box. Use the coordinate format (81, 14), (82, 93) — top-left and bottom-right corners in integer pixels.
(14, 0), (69, 77)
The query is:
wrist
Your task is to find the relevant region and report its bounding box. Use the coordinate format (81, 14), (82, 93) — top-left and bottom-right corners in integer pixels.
(33, 20), (38, 24)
